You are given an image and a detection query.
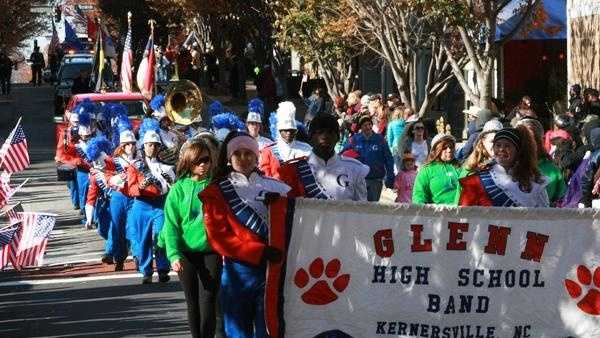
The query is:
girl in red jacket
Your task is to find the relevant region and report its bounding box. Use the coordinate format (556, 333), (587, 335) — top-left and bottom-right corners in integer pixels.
(200, 131), (290, 338)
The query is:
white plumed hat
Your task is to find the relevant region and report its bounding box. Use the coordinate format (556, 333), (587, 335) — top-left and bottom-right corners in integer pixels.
(119, 130), (136, 144)
(143, 130), (162, 144)
(276, 101), (297, 130)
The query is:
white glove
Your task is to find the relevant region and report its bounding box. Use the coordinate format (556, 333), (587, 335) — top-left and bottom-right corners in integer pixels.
(85, 205), (94, 224)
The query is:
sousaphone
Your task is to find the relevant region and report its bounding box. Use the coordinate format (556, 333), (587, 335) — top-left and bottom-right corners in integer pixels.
(165, 80), (204, 126)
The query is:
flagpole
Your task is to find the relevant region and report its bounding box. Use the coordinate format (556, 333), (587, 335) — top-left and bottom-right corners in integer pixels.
(0, 117), (22, 170)
(149, 19), (156, 98)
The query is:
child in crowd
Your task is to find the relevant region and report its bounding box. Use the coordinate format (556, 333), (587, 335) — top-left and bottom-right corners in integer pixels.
(394, 152), (417, 203)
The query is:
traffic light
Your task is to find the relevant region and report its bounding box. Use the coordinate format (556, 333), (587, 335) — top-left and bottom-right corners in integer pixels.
(54, 6), (61, 22)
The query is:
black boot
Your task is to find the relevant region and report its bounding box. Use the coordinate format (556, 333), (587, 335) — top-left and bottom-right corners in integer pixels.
(158, 270), (170, 283)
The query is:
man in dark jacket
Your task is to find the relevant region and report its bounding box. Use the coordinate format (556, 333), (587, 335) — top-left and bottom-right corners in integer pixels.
(0, 51), (13, 95)
(29, 46), (45, 86)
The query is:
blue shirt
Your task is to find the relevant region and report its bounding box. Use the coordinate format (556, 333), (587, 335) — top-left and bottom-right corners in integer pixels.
(341, 132), (394, 180)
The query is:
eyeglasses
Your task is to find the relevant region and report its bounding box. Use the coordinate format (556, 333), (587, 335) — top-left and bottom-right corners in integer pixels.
(193, 156), (211, 165)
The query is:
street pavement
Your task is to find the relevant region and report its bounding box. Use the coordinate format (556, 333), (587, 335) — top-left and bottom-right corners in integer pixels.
(0, 85), (189, 338)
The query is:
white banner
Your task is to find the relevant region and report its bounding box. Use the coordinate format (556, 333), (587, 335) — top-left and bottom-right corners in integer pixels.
(266, 199), (600, 338)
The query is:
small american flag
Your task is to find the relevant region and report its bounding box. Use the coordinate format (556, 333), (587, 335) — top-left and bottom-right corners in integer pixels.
(0, 120), (30, 174)
(0, 224), (19, 269)
(120, 22), (133, 93)
(136, 34), (155, 100)
(0, 202), (24, 225)
(0, 172), (28, 209)
(13, 213), (56, 269)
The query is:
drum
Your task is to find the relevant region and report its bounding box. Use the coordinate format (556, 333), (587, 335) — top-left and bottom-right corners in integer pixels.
(57, 164), (76, 181)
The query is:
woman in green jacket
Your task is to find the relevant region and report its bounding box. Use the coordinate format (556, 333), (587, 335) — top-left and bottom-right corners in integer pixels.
(160, 138), (220, 338)
(412, 134), (461, 205)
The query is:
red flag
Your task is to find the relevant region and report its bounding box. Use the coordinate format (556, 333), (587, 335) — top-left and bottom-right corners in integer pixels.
(12, 213), (56, 269)
(0, 119), (30, 174)
(87, 16), (97, 42)
(136, 35), (155, 99)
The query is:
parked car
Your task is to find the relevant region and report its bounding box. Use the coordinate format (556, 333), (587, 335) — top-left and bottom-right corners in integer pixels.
(53, 54), (94, 114)
(54, 92), (150, 146)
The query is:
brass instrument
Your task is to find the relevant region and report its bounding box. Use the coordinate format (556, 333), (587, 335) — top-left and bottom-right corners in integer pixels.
(164, 80), (204, 126)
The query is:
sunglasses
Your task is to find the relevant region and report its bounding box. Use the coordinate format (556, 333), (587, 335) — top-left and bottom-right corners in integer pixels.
(414, 126), (425, 130)
(193, 156), (211, 165)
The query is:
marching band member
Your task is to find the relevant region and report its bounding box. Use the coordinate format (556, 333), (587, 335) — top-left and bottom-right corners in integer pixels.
(259, 101), (312, 179)
(74, 109), (96, 225)
(458, 127), (549, 207)
(126, 121), (176, 284)
(246, 98), (272, 151)
(83, 136), (116, 263)
(200, 131), (290, 338)
(106, 128), (139, 271)
(56, 109), (81, 210)
(280, 114), (369, 201)
(212, 112), (246, 142)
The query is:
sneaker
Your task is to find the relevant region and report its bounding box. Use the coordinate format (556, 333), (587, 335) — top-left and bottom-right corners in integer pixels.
(142, 276), (153, 284)
(101, 255), (114, 265)
(158, 271), (170, 283)
(114, 261), (124, 271)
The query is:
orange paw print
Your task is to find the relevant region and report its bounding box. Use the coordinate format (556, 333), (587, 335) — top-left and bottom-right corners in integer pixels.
(294, 258), (350, 305)
(565, 265), (600, 315)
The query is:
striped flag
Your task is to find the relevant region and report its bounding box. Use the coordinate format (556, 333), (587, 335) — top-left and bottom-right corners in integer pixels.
(48, 20), (60, 56)
(0, 224), (19, 269)
(12, 213), (56, 269)
(136, 34), (155, 99)
(0, 202), (24, 225)
(0, 172), (28, 209)
(92, 29), (105, 92)
(120, 23), (133, 93)
(0, 120), (30, 174)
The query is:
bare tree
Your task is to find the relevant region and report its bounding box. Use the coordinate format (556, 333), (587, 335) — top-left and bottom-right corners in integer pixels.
(441, 0), (543, 109)
(345, 0), (461, 117)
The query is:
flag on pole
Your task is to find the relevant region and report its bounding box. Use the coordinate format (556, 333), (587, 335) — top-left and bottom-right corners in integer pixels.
(87, 16), (97, 42)
(0, 120), (30, 174)
(0, 173), (28, 210)
(0, 224), (20, 269)
(136, 34), (155, 99)
(12, 213), (56, 269)
(48, 21), (60, 56)
(63, 20), (83, 50)
(0, 202), (24, 225)
(120, 22), (133, 93)
(92, 29), (105, 92)
(100, 23), (117, 59)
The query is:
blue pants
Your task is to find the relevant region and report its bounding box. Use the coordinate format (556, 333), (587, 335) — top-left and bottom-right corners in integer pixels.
(94, 196), (112, 255)
(76, 169), (90, 220)
(109, 192), (131, 263)
(129, 197), (169, 277)
(220, 259), (269, 338)
(67, 179), (79, 208)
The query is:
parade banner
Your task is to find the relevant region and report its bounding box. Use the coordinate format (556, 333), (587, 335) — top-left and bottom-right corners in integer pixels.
(266, 199), (600, 338)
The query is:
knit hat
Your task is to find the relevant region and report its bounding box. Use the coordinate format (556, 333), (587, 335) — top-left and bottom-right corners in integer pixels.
(309, 114), (339, 137)
(482, 119), (503, 132)
(226, 134), (259, 160)
(493, 128), (521, 150)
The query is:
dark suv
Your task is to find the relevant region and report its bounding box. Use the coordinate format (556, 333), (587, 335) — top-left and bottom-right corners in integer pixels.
(53, 54), (93, 114)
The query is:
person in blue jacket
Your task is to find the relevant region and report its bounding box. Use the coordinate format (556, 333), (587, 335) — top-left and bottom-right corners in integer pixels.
(340, 115), (395, 201)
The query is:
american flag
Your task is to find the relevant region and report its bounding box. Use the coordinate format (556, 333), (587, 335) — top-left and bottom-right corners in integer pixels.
(120, 22), (133, 93)
(0, 121), (30, 174)
(136, 34), (155, 100)
(0, 172), (27, 209)
(0, 202), (23, 225)
(0, 224), (19, 269)
(12, 213), (56, 269)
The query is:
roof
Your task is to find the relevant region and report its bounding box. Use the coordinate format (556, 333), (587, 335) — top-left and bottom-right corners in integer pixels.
(496, 0), (566, 41)
(71, 92), (148, 102)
